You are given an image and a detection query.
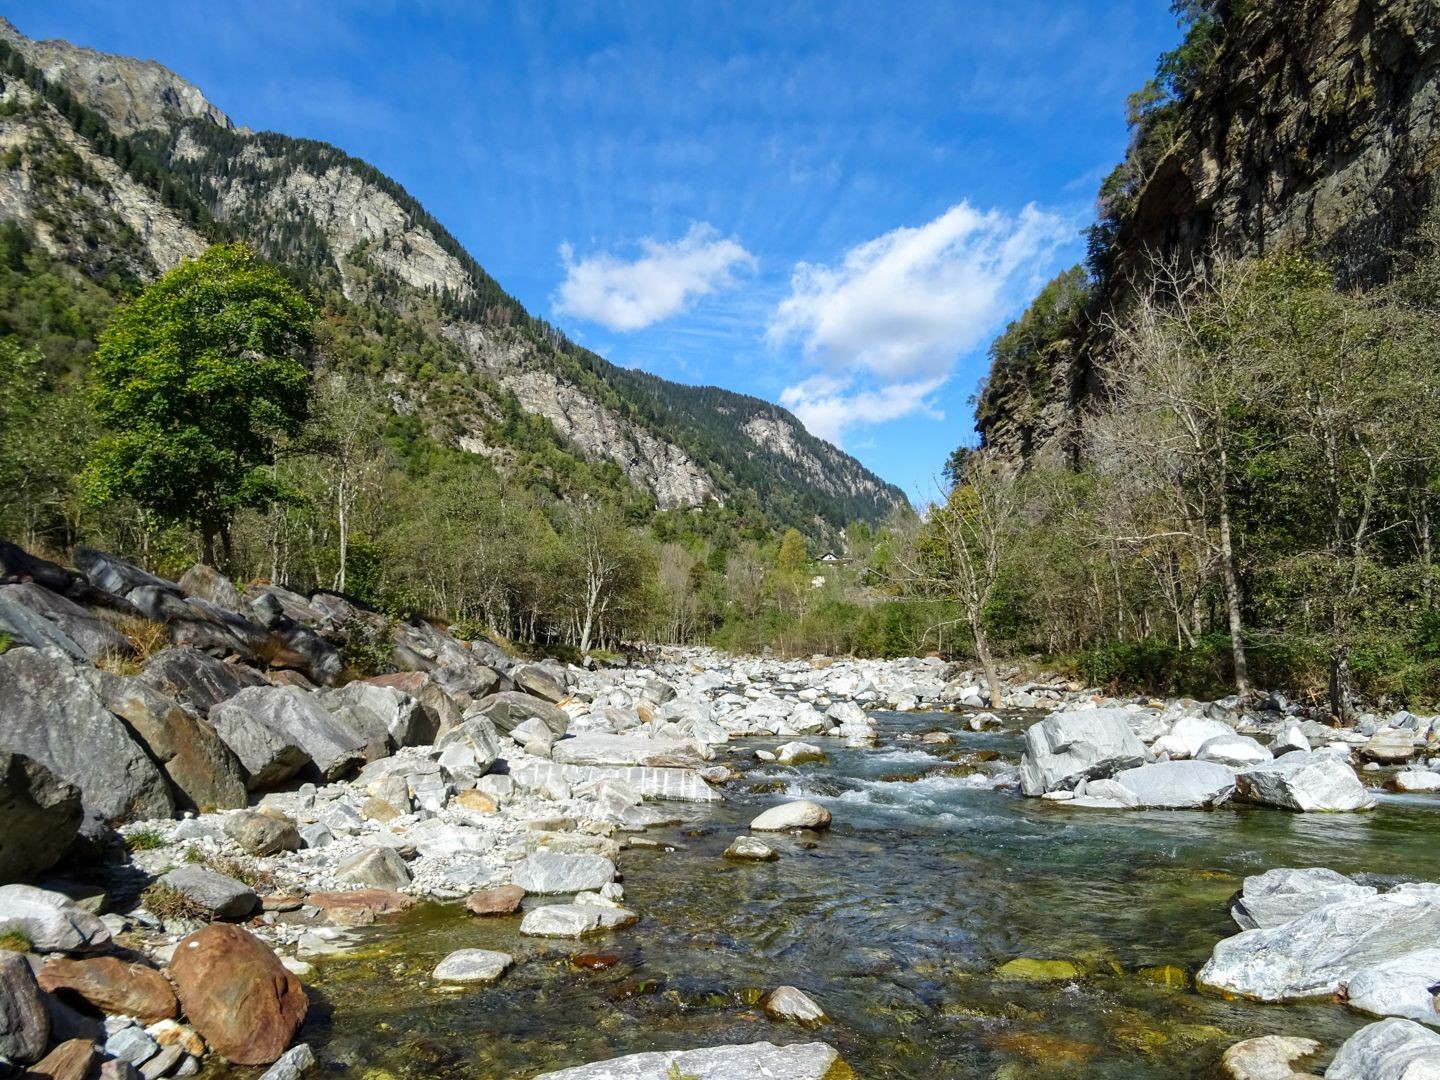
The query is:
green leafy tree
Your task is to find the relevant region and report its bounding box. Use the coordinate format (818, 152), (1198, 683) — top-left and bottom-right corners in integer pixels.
(84, 244), (314, 566)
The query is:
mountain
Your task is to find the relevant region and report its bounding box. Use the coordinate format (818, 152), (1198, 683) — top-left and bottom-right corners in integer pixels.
(0, 17), (907, 537)
(974, 0), (1440, 467)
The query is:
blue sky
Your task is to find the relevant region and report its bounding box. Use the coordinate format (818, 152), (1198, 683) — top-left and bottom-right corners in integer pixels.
(11, 1), (1181, 501)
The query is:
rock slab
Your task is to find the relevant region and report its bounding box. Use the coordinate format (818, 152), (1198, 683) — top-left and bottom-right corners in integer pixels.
(531, 1041), (852, 1079)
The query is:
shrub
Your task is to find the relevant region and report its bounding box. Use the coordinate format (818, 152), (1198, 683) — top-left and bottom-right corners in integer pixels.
(140, 882), (209, 923)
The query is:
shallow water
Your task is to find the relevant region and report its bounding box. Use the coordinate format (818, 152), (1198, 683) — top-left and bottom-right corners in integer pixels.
(298, 711), (1440, 1079)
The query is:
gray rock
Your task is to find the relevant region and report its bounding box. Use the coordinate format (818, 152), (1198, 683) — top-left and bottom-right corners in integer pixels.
(512, 852), (616, 894)
(1345, 948), (1440, 1026)
(510, 717), (556, 754)
(514, 665), (567, 704)
(1270, 725), (1311, 756)
(1218, 1035), (1319, 1080)
(159, 866), (258, 919)
(335, 847), (411, 890)
(724, 836), (778, 861)
(1397, 770), (1440, 793)
(518, 902), (637, 937)
(223, 811), (301, 856)
(1327, 1018), (1440, 1079)
(140, 646), (267, 715)
(436, 716), (504, 773)
(1198, 883), (1440, 1000)
(0, 648), (173, 824)
(257, 1042), (314, 1080)
(210, 686), (366, 787)
(177, 564), (244, 613)
(750, 800), (832, 831)
(1151, 716), (1234, 759)
(299, 822), (335, 849)
(1195, 734), (1273, 768)
(532, 1041), (848, 1079)
(106, 1024), (160, 1066)
(407, 820), (489, 858)
(0, 752), (83, 884)
(1363, 728), (1418, 765)
(0, 948), (49, 1063)
(73, 547), (176, 597)
(0, 884), (111, 952)
(1111, 760), (1236, 809)
(431, 948), (513, 983)
(469, 691), (570, 737)
(1235, 753), (1377, 812)
(321, 682), (434, 757)
(552, 734), (711, 768)
(0, 583), (133, 662)
(762, 985), (827, 1024)
(510, 762), (722, 803)
(775, 741), (826, 766)
(1230, 867), (1376, 931)
(1019, 709), (1148, 795)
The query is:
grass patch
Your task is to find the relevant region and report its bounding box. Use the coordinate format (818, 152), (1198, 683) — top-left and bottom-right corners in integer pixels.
(140, 882), (210, 923)
(0, 632), (11, 655)
(0, 930), (31, 952)
(204, 854), (277, 893)
(117, 615), (169, 660)
(97, 650), (143, 676)
(125, 828), (167, 852)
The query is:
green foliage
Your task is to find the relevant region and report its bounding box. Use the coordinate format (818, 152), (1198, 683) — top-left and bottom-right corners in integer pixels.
(0, 930), (32, 952)
(124, 828), (167, 852)
(0, 633), (11, 655)
(84, 243), (314, 559)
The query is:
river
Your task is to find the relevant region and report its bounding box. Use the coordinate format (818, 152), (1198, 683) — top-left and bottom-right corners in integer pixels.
(296, 708), (1440, 1078)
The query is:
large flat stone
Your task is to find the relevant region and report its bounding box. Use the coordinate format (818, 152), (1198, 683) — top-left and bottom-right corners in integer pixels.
(511, 852), (616, 895)
(552, 734), (712, 768)
(1019, 709), (1148, 796)
(1235, 753), (1376, 812)
(510, 762), (721, 803)
(532, 1041), (851, 1079)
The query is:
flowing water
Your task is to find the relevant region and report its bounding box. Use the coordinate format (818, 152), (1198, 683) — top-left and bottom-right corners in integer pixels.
(298, 710), (1440, 1079)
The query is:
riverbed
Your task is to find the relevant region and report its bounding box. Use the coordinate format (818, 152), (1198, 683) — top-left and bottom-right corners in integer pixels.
(296, 709), (1440, 1078)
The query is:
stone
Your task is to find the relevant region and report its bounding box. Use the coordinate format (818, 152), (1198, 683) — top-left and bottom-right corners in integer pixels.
(775, 741), (827, 766)
(762, 985), (827, 1025)
(177, 564), (243, 612)
(1271, 725), (1311, 757)
(453, 790), (498, 814)
(91, 674), (248, 813)
(1345, 948), (1440, 1025)
(724, 836), (778, 861)
(39, 957), (178, 1024)
(0, 752), (83, 884)
(1230, 867), (1376, 930)
(305, 889), (413, 927)
(510, 762), (721, 803)
(1152, 716), (1236, 759)
(1363, 729), (1418, 765)
(0, 583), (133, 663)
(257, 1042), (314, 1080)
(320, 682), (435, 757)
(1219, 1035), (1321, 1080)
(1112, 760), (1237, 809)
(26, 1038), (99, 1080)
(1195, 734), (1273, 768)
(514, 665), (567, 703)
(465, 885), (524, 916)
(364, 672), (463, 737)
(104, 1025), (159, 1067)
(408, 819), (489, 858)
(552, 734), (712, 768)
(0, 648), (173, 824)
(157, 866), (257, 920)
(0, 949), (49, 1063)
(1235, 753), (1377, 812)
(1019, 710), (1148, 795)
(1398, 770), (1440, 792)
(1327, 1018), (1440, 1079)
(0, 884), (111, 953)
(168, 924), (308, 1066)
(299, 822), (334, 849)
(141, 646), (268, 716)
(531, 1041), (851, 1079)
(519, 903), (638, 938)
(1198, 883), (1440, 1001)
(750, 800), (832, 831)
(512, 852), (616, 895)
(335, 846), (412, 890)
(210, 687), (365, 786)
(224, 811), (301, 856)
(995, 958), (1082, 982)
(436, 717), (504, 772)
(146, 1020), (204, 1058)
(431, 948), (513, 984)
(469, 691), (570, 737)
(139, 1045), (184, 1080)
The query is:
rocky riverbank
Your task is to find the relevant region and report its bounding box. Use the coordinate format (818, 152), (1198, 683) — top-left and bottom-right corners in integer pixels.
(4, 540), (1440, 1077)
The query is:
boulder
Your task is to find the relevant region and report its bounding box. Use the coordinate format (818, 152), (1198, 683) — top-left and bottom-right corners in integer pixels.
(210, 687), (366, 788)
(514, 665), (567, 704)
(724, 836), (778, 861)
(1112, 760), (1236, 809)
(469, 691), (570, 737)
(775, 742), (827, 766)
(0, 884), (110, 953)
(1218, 1036), (1320, 1080)
(1235, 753), (1377, 812)
(518, 902), (638, 938)
(1152, 716), (1235, 759)
(1198, 883), (1440, 1000)
(23, 1038), (97, 1080)
(72, 547), (175, 597)
(334, 847), (411, 890)
(265, 624), (343, 687)
(38, 957), (178, 1024)
(1363, 728), (1418, 765)
(320, 682), (433, 758)
(431, 948), (512, 984)
(177, 564), (244, 612)
(1397, 770), (1440, 793)
(511, 761), (722, 803)
(364, 671), (463, 737)
(140, 646), (267, 715)
(552, 734), (711, 768)
(1196, 734), (1273, 768)
(750, 800), (832, 831)
(0, 949), (49, 1063)
(305, 889), (412, 927)
(0, 752), (83, 883)
(168, 924), (308, 1066)
(1019, 710), (1148, 796)
(1230, 867), (1377, 931)
(1327, 1018), (1440, 1079)
(0, 648), (173, 823)
(224, 811), (302, 857)
(1345, 948), (1440, 1025)
(510, 716), (557, 754)
(0, 583), (133, 662)
(762, 985), (827, 1025)
(1271, 725), (1311, 757)
(436, 716), (504, 773)
(465, 885), (524, 916)
(159, 866), (258, 920)
(512, 852), (616, 895)
(257, 1042), (315, 1080)
(531, 1042), (850, 1079)
(91, 673), (247, 812)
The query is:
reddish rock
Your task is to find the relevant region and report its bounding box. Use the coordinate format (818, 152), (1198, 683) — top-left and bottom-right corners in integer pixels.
(168, 924), (307, 1066)
(570, 949), (625, 970)
(464, 884), (524, 916)
(22, 1039), (96, 1080)
(38, 957), (178, 1024)
(306, 889), (413, 927)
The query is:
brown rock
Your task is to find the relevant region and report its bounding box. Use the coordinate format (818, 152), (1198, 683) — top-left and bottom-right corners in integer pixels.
(167, 924), (307, 1066)
(306, 889), (413, 927)
(38, 957), (178, 1024)
(361, 796), (401, 823)
(453, 790), (497, 814)
(464, 884), (524, 916)
(22, 1039), (97, 1080)
(570, 949), (625, 970)
(147, 1020), (205, 1057)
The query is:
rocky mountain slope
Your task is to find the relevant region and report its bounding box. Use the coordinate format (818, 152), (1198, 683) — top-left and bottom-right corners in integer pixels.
(0, 17), (906, 534)
(976, 0), (1440, 466)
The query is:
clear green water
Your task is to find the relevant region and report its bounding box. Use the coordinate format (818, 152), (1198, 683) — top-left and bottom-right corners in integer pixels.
(297, 712), (1440, 1078)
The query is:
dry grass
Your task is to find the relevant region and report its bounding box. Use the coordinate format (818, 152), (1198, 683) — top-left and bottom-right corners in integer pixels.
(0, 930), (31, 952)
(117, 615), (170, 660)
(205, 853), (277, 893)
(140, 882), (210, 923)
(96, 651), (143, 676)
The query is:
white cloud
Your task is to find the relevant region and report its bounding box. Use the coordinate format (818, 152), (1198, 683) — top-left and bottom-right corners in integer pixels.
(554, 223), (756, 332)
(767, 201), (1072, 446)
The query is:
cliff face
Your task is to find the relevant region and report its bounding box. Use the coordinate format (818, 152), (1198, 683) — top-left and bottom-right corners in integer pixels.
(978, 0), (1440, 464)
(0, 19), (907, 531)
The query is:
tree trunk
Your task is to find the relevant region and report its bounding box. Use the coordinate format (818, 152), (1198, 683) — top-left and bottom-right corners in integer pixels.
(1421, 494), (1434, 610)
(1216, 456), (1250, 695)
(201, 525), (216, 569)
(972, 615), (1003, 709)
(1329, 645), (1353, 722)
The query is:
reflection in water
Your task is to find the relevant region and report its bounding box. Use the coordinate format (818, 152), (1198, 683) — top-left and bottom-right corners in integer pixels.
(296, 711), (1440, 1079)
